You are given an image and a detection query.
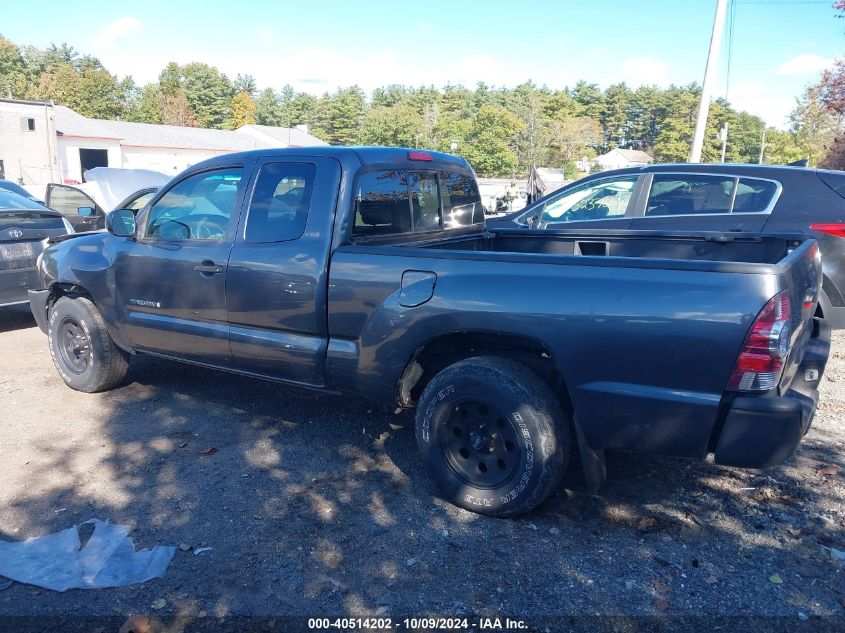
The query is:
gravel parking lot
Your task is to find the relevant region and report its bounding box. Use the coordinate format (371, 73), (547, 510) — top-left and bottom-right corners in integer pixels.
(0, 304), (843, 629)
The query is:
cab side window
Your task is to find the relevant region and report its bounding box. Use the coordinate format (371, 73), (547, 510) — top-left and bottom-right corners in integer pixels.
(245, 162), (316, 243)
(144, 168), (243, 241)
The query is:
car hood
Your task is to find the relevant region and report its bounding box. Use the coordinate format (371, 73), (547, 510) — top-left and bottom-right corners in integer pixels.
(78, 167), (170, 211)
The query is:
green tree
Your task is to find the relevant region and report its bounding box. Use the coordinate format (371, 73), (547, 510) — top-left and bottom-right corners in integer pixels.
(548, 116), (602, 170)
(461, 105), (524, 177)
(509, 82), (549, 171)
(600, 83), (633, 149)
(652, 86), (700, 162)
(313, 86), (366, 144)
(570, 81), (604, 120)
(360, 104), (423, 146)
(0, 35), (27, 98)
(35, 63), (124, 118)
(254, 88), (281, 126)
(126, 84), (164, 123)
(230, 91), (256, 128)
(627, 85), (665, 151)
(181, 62), (234, 128)
(762, 128), (806, 165)
(789, 84), (840, 166)
(234, 73), (257, 97)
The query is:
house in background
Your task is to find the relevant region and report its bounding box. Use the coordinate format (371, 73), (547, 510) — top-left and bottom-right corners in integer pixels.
(594, 148), (653, 171)
(0, 98), (327, 189)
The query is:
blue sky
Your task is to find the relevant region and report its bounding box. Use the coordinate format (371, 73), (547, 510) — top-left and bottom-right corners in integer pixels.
(1, 0), (842, 127)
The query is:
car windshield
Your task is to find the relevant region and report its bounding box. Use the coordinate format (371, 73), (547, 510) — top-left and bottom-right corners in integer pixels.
(0, 189), (48, 210)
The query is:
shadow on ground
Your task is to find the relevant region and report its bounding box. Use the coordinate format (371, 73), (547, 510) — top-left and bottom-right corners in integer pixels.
(0, 315), (843, 625)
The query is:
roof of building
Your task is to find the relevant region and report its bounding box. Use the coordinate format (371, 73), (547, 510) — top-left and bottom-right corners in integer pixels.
(52, 106), (327, 151)
(597, 148), (654, 163)
(239, 124), (329, 147)
(0, 98), (54, 107)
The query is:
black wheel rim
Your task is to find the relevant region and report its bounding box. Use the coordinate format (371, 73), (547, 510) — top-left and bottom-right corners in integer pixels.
(58, 317), (92, 375)
(439, 399), (521, 489)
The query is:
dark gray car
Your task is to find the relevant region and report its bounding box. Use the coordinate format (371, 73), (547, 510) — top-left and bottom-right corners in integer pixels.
(489, 164), (845, 328)
(0, 190), (72, 307)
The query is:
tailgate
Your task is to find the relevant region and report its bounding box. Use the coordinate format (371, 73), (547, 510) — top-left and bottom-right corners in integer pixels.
(777, 240), (824, 394)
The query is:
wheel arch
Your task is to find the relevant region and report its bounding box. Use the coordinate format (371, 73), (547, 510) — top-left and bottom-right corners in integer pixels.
(45, 281), (134, 354)
(396, 331), (573, 415)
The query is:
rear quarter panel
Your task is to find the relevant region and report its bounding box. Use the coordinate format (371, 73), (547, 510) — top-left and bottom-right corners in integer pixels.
(327, 247), (779, 458)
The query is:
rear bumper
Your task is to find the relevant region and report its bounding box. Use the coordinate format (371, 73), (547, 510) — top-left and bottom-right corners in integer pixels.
(27, 288), (50, 333)
(0, 267), (39, 307)
(714, 317), (831, 468)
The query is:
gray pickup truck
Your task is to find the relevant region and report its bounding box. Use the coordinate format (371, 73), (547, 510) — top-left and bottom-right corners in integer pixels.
(28, 147), (830, 516)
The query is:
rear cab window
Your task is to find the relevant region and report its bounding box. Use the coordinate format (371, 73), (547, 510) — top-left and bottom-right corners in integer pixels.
(353, 168), (482, 239)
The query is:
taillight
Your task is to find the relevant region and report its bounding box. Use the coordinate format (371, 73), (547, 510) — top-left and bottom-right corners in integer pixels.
(408, 151), (433, 161)
(728, 291), (792, 392)
(810, 223), (845, 237)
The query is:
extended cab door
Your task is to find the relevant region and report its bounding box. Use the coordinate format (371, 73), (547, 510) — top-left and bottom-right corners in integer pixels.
(113, 165), (247, 365)
(628, 172), (778, 232)
(45, 184), (105, 231)
(226, 156), (342, 386)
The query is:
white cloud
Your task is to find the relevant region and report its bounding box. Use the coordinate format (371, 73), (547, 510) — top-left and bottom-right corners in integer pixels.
(95, 16), (143, 49)
(257, 28), (274, 41)
(727, 81), (796, 128)
(776, 53), (834, 77)
(620, 56), (670, 87)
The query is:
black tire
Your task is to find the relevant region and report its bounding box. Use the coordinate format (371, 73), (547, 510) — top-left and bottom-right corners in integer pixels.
(48, 296), (129, 393)
(415, 356), (570, 517)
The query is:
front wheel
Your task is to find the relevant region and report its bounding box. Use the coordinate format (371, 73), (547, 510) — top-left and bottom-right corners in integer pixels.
(48, 296), (129, 393)
(415, 356), (570, 517)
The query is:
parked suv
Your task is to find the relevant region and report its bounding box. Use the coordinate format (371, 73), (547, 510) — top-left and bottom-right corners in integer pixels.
(489, 164), (845, 328)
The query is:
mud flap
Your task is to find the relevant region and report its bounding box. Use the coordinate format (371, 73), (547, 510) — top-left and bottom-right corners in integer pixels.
(572, 415), (606, 494)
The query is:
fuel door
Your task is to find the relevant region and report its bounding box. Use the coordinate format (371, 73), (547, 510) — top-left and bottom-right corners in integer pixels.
(400, 270), (437, 307)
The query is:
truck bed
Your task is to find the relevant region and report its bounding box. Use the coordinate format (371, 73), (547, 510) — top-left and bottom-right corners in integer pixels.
(422, 229), (804, 270)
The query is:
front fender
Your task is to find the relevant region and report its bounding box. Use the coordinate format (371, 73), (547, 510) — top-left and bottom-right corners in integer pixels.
(38, 232), (133, 352)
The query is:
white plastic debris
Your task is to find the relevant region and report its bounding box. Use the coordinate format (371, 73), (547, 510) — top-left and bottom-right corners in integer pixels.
(0, 519), (175, 592)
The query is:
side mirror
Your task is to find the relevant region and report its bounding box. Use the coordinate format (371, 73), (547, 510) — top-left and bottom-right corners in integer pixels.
(107, 209), (136, 237)
(77, 206), (95, 217)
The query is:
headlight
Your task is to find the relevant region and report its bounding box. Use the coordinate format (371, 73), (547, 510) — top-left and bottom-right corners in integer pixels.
(62, 217), (75, 234)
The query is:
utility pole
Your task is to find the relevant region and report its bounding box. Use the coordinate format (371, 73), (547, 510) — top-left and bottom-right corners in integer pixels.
(758, 126), (767, 164)
(690, 0), (729, 163)
(719, 123), (729, 163)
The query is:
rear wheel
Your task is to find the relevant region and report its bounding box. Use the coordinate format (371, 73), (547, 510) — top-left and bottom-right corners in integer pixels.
(415, 356), (570, 517)
(48, 296), (129, 393)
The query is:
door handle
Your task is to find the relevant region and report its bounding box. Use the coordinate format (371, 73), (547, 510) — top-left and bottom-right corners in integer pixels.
(194, 261), (223, 275)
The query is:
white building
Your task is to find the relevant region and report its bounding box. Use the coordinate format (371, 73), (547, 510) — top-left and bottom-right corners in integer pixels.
(0, 99), (327, 188)
(0, 98), (61, 184)
(594, 148), (654, 171)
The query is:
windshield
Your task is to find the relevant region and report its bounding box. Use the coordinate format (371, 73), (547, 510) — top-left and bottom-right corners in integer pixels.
(0, 189), (48, 211)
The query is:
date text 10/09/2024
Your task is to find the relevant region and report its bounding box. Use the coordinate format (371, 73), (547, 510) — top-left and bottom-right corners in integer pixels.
(307, 617), (529, 630)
